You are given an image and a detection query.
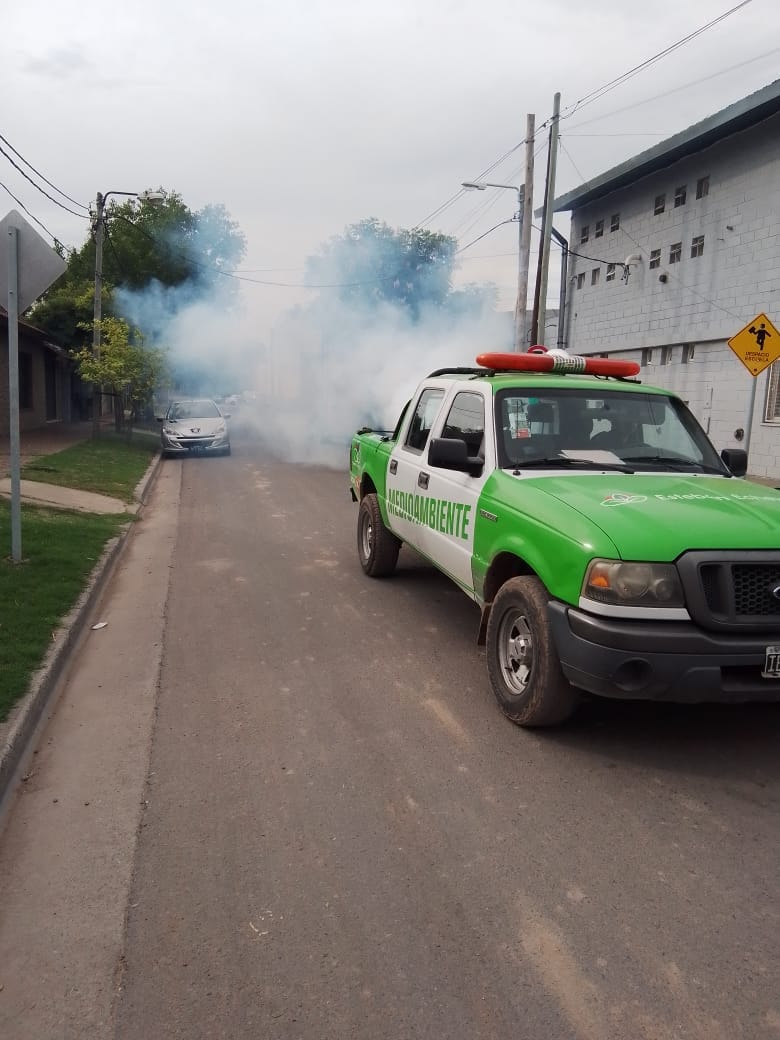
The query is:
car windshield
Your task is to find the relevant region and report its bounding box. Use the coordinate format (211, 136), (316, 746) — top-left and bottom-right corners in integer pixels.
(168, 400), (221, 420)
(495, 387), (727, 474)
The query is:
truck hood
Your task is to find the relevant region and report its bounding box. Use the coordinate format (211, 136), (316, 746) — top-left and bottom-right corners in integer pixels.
(517, 473), (780, 559)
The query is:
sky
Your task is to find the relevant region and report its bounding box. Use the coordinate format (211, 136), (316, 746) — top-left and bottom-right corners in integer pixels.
(1, 0), (780, 463)
(2, 0), (779, 342)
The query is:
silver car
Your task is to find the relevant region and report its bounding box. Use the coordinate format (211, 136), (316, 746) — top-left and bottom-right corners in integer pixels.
(158, 398), (231, 457)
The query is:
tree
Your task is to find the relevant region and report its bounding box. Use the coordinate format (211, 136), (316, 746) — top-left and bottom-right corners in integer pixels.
(29, 191), (246, 343)
(73, 318), (169, 434)
(305, 218), (458, 319)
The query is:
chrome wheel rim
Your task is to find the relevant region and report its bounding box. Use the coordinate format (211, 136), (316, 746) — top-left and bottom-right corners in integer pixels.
(498, 609), (533, 697)
(359, 509), (373, 561)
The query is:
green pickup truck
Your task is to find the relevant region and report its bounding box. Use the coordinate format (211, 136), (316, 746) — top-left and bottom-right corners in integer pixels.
(349, 355), (780, 726)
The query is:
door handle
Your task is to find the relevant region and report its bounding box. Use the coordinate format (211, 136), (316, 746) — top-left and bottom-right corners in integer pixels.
(389, 460), (398, 474)
(418, 472), (430, 490)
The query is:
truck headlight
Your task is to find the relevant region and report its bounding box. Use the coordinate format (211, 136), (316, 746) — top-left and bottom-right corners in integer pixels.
(582, 560), (684, 608)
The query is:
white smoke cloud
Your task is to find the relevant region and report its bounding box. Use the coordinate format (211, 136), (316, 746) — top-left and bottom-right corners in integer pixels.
(115, 238), (511, 469)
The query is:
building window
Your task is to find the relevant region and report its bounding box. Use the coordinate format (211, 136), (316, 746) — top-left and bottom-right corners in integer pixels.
(765, 362), (780, 422)
(696, 176), (710, 199)
(649, 249), (661, 269)
(669, 242), (682, 264)
(606, 263), (616, 282)
(682, 344), (695, 364)
(19, 352), (33, 409)
(576, 272), (586, 289)
(591, 268), (600, 286)
(610, 213), (620, 232)
(594, 220), (604, 238)
(654, 194), (665, 215)
(641, 348), (653, 366)
(690, 235), (704, 258)
(580, 225), (589, 244)
(660, 346), (673, 365)
(674, 185), (687, 207)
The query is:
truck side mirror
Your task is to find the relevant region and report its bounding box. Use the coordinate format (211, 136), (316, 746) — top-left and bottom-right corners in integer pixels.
(428, 437), (483, 476)
(721, 448), (747, 477)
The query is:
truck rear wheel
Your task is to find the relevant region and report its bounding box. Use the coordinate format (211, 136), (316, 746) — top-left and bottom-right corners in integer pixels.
(357, 493), (401, 577)
(486, 576), (579, 727)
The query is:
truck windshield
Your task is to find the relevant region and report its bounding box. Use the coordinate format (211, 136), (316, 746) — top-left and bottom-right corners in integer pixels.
(495, 387), (727, 474)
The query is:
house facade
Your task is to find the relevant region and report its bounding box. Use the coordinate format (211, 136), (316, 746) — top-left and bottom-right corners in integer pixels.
(0, 309), (75, 436)
(553, 80), (780, 480)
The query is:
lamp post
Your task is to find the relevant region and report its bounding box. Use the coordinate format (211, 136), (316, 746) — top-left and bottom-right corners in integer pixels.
(462, 180), (526, 351)
(91, 188), (165, 435)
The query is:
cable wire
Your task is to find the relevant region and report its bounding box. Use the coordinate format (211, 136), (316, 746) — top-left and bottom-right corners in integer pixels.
(0, 142), (88, 219)
(0, 132), (89, 211)
(561, 0), (753, 120)
(0, 179), (61, 245)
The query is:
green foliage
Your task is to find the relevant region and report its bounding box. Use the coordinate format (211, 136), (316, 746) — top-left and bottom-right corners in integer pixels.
(73, 317), (169, 433)
(305, 218), (458, 318)
(0, 502), (127, 721)
(20, 434), (159, 502)
(29, 190), (246, 346)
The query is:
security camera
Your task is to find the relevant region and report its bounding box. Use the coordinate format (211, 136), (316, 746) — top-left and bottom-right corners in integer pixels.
(624, 253), (642, 266)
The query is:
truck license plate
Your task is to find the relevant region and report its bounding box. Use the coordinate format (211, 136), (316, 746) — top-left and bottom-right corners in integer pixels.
(762, 645), (780, 679)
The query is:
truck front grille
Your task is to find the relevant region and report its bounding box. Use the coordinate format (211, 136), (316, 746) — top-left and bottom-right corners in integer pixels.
(679, 553), (780, 631)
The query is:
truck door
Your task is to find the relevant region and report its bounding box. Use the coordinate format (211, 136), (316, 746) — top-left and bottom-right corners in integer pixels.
(421, 389), (491, 595)
(386, 386), (445, 551)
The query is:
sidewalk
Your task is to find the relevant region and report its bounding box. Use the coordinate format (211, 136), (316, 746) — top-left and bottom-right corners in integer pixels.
(0, 421), (140, 513)
(0, 420), (94, 475)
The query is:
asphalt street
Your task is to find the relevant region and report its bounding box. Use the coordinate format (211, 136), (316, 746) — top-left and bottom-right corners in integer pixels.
(2, 429), (779, 1039)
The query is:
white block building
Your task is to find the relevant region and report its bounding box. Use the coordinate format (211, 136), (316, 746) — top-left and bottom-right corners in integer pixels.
(553, 80), (780, 480)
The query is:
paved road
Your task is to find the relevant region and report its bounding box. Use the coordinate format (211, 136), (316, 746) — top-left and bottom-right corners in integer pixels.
(3, 431), (780, 1038)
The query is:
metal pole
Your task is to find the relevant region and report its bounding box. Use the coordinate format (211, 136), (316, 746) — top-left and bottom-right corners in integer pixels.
(537, 92), (561, 346)
(515, 114), (535, 351)
(551, 227), (568, 350)
(7, 225), (22, 562)
(743, 375), (759, 461)
(92, 192), (105, 437)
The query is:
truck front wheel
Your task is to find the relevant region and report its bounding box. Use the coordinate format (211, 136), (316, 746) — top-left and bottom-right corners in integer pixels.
(486, 576), (579, 727)
(357, 493), (401, 577)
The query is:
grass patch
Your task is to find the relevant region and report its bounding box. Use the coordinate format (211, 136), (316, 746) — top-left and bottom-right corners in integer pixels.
(0, 501), (128, 722)
(20, 432), (158, 503)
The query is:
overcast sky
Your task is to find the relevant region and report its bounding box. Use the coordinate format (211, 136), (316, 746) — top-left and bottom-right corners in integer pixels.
(2, 0), (779, 336)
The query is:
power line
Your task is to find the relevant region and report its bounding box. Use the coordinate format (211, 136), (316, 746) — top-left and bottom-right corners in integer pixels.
(412, 3), (753, 241)
(561, 0), (753, 120)
(456, 219), (516, 255)
(0, 179), (61, 245)
(0, 142), (88, 219)
(0, 133), (89, 212)
(566, 46), (780, 132)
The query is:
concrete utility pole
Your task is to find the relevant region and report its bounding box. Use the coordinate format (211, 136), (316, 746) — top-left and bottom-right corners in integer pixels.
(532, 92), (561, 346)
(515, 114), (535, 351)
(92, 192), (106, 437)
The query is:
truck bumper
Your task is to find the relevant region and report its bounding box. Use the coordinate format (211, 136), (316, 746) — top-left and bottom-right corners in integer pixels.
(548, 602), (780, 703)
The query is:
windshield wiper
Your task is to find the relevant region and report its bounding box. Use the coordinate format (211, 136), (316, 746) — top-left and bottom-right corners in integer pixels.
(510, 456), (635, 474)
(622, 455), (725, 474)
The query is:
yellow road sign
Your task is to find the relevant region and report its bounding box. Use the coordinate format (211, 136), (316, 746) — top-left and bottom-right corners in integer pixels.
(727, 312), (780, 376)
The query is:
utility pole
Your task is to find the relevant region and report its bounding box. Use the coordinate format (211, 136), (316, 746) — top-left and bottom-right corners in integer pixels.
(515, 114), (535, 350)
(92, 191), (105, 437)
(531, 92), (561, 346)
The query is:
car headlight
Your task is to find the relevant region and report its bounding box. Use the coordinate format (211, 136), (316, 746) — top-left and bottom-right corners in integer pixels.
(163, 425), (176, 436)
(582, 559), (684, 608)
(215, 422), (227, 435)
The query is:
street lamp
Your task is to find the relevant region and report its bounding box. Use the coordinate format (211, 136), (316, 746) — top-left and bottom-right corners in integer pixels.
(462, 181), (526, 350)
(91, 188), (166, 435)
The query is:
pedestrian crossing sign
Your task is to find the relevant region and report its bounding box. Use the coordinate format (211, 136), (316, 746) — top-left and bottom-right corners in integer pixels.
(727, 312), (780, 376)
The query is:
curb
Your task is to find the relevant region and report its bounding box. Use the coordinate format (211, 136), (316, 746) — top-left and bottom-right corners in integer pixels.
(0, 451), (163, 818)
